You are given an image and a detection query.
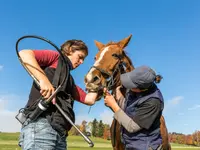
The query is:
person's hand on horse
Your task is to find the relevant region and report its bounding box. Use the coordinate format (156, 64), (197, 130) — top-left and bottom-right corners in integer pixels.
(39, 79), (56, 104)
(103, 88), (120, 112)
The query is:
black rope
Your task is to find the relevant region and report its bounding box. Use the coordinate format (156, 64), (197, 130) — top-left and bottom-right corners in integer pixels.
(16, 35), (68, 90)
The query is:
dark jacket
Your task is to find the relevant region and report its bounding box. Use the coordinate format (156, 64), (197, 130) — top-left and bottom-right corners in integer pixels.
(24, 56), (75, 135)
(122, 85), (164, 150)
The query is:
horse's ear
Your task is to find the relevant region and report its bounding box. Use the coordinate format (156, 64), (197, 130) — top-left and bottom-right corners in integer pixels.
(94, 40), (105, 51)
(118, 34), (132, 49)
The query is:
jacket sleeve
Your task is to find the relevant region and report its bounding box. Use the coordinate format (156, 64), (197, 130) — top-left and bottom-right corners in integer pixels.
(114, 109), (142, 133)
(114, 98), (162, 132)
(33, 50), (59, 68)
(73, 85), (86, 103)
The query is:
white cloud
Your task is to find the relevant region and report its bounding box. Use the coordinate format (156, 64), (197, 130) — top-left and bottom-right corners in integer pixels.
(0, 99), (6, 111)
(0, 95), (25, 132)
(163, 96), (184, 114)
(0, 65), (3, 71)
(167, 96), (183, 106)
(188, 104), (200, 111)
(0, 110), (21, 132)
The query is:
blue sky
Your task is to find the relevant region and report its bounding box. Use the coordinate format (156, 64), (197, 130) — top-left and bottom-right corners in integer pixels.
(0, 0), (199, 134)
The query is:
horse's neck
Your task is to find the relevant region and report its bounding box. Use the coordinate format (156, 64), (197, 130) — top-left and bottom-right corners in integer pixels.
(111, 59), (134, 96)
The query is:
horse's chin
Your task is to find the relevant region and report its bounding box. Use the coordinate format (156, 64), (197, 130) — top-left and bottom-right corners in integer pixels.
(85, 82), (107, 91)
(85, 83), (101, 92)
(85, 83), (104, 101)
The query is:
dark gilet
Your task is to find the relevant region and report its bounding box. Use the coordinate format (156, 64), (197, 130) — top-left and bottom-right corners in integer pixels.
(24, 55), (76, 136)
(122, 85), (164, 150)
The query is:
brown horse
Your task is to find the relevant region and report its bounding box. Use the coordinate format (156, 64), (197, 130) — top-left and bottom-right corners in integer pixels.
(84, 35), (171, 150)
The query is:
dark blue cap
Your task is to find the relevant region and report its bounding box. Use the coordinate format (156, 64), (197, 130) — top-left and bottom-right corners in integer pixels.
(120, 66), (156, 89)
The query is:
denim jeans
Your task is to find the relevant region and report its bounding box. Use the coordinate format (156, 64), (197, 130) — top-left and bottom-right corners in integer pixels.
(18, 117), (67, 150)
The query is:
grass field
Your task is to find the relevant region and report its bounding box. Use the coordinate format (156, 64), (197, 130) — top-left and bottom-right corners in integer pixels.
(0, 132), (200, 150)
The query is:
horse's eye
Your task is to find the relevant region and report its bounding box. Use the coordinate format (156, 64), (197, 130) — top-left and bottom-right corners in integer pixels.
(102, 72), (110, 79)
(94, 56), (97, 60)
(112, 54), (118, 57)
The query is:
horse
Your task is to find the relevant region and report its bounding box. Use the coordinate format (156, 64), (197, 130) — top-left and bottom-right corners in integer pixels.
(84, 34), (171, 150)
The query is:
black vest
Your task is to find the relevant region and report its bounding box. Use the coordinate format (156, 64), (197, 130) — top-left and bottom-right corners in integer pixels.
(122, 85), (164, 149)
(24, 56), (75, 135)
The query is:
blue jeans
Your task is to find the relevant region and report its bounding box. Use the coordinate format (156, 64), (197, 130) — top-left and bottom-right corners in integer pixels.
(18, 117), (67, 150)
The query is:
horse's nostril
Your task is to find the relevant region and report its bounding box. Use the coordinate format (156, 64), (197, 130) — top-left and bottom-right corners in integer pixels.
(85, 75), (100, 84)
(93, 75), (100, 83)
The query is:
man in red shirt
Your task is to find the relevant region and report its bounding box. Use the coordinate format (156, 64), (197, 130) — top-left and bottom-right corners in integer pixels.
(18, 40), (98, 150)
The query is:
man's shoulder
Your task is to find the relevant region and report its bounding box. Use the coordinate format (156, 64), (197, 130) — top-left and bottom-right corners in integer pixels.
(38, 50), (59, 54)
(33, 50), (60, 68)
(138, 97), (162, 110)
(146, 97), (161, 105)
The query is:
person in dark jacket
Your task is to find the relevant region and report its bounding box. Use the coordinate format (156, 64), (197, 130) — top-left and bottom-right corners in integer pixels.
(104, 66), (164, 150)
(18, 40), (98, 150)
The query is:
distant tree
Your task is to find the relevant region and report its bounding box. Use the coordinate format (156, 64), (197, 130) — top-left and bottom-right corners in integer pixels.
(68, 125), (80, 136)
(98, 120), (104, 137)
(92, 118), (98, 137)
(171, 134), (178, 143)
(186, 135), (193, 145)
(192, 130), (200, 146)
(169, 130), (200, 146)
(80, 120), (87, 134)
(177, 134), (185, 144)
(197, 131), (200, 146)
(103, 124), (111, 140)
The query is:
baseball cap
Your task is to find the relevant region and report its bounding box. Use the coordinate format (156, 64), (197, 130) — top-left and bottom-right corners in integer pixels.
(120, 66), (156, 89)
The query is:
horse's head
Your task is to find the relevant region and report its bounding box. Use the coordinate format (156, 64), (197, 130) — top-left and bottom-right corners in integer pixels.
(85, 35), (134, 94)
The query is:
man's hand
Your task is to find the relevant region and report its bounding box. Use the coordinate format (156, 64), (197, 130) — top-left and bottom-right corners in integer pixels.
(84, 92), (98, 105)
(39, 79), (55, 99)
(103, 88), (120, 112)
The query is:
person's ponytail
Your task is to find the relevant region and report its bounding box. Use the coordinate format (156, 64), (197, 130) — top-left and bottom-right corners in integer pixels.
(155, 74), (163, 83)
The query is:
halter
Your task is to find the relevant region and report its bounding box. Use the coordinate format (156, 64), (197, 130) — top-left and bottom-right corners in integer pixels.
(90, 53), (127, 91)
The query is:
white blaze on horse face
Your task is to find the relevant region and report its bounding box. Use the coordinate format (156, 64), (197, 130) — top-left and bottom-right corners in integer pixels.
(94, 46), (110, 66)
(86, 46), (110, 82)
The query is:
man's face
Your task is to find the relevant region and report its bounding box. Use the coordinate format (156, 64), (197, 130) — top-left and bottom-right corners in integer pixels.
(68, 50), (87, 69)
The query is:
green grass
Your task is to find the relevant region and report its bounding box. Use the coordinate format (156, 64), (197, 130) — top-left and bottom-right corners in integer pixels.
(0, 132), (200, 150)
(170, 143), (200, 150)
(0, 133), (19, 141)
(0, 133), (112, 150)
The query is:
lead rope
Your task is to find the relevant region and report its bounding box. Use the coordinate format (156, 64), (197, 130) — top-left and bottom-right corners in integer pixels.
(88, 106), (92, 114)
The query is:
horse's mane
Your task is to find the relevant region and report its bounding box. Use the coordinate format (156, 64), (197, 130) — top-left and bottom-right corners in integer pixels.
(122, 51), (133, 68)
(105, 41), (134, 70)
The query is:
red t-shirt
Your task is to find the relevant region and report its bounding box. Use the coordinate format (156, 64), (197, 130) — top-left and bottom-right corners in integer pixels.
(33, 50), (86, 103)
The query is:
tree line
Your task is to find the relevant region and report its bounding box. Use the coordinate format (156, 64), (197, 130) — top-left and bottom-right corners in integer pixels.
(68, 118), (200, 147)
(68, 118), (111, 140)
(169, 131), (200, 146)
